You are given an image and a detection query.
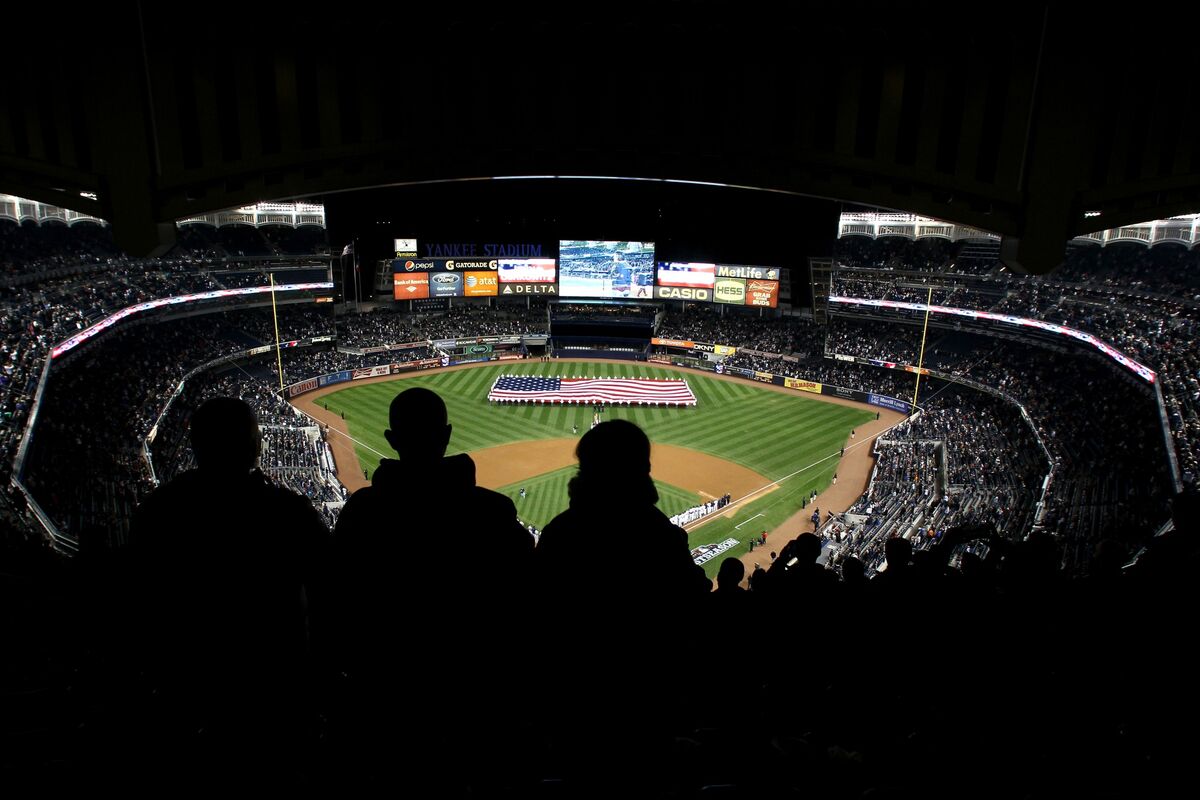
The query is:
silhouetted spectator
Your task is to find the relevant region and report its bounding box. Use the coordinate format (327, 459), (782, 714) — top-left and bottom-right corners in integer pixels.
(534, 419), (710, 788)
(536, 419), (710, 605)
(840, 554), (867, 589)
(766, 532), (837, 600)
(715, 556), (747, 594)
(331, 387), (533, 789)
(121, 397), (330, 784)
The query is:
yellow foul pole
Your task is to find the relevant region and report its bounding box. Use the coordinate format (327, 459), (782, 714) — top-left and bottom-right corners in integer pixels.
(910, 285), (934, 412)
(270, 272), (285, 393)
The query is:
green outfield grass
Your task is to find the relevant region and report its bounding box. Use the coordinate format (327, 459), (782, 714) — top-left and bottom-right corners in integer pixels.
(318, 361), (875, 575)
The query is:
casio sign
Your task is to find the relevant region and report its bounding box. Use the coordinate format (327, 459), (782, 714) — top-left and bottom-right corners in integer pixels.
(655, 286), (711, 301)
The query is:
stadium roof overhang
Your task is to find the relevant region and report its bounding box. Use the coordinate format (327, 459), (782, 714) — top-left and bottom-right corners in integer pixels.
(3, 4), (1199, 274)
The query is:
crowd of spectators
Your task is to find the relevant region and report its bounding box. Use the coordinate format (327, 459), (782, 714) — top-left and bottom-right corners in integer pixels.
(657, 304), (820, 354)
(151, 369), (347, 532)
(420, 304), (548, 339)
(1057, 240), (1200, 299)
(833, 235), (958, 272)
(720, 314), (1172, 572)
(0, 219), (126, 283)
(832, 241), (1200, 491)
(824, 316), (927, 363)
(332, 305), (548, 349)
(831, 384), (1048, 573)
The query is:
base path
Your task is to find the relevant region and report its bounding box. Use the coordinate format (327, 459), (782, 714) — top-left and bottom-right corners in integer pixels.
(736, 412), (903, 579)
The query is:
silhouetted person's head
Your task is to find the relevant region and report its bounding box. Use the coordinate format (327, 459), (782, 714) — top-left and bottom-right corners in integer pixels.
(190, 397), (260, 475)
(794, 533), (822, 564)
(569, 419), (657, 506)
(384, 387), (451, 463)
(885, 537), (912, 571)
(1091, 539), (1126, 580)
(1025, 530), (1061, 581)
(716, 557), (745, 591)
(840, 555), (866, 585)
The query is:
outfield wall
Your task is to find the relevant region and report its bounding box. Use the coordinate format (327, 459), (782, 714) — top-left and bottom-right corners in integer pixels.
(287, 348), (915, 417)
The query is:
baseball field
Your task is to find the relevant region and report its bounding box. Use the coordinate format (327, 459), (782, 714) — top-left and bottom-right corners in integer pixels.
(307, 360), (876, 575)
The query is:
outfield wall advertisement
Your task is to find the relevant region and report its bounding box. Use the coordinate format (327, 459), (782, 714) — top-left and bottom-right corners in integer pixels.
(288, 378), (318, 397)
(651, 338), (737, 357)
(651, 337), (696, 349)
(783, 377), (822, 393)
(712, 361), (913, 412)
(392, 358), (442, 373)
(868, 393), (912, 413)
(319, 370), (353, 387)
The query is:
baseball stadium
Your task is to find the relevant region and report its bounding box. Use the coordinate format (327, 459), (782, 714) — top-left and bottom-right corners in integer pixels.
(3, 5), (1199, 796)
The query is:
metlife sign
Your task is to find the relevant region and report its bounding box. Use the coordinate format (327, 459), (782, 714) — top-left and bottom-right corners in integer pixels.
(716, 264), (780, 281)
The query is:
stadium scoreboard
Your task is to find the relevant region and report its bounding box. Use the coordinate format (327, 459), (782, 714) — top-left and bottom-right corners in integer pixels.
(391, 238), (780, 308)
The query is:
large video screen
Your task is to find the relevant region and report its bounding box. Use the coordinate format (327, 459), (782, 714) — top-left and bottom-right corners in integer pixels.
(558, 241), (655, 299)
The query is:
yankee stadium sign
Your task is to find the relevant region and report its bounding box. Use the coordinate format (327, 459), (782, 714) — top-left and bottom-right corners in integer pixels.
(423, 243), (545, 258)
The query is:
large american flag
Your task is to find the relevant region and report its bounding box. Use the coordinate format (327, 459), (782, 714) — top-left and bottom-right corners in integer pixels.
(488, 375), (697, 406)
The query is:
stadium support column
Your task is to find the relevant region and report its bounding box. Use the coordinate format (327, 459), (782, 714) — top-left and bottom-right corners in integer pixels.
(93, 10), (177, 258)
(1002, 6), (1084, 276)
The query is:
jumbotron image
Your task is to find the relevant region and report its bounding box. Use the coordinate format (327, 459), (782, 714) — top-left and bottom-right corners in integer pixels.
(3, 8), (1198, 795)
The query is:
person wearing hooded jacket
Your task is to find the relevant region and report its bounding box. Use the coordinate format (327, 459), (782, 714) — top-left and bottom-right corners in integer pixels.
(532, 419), (710, 788)
(330, 387), (533, 789)
(119, 397), (330, 786)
